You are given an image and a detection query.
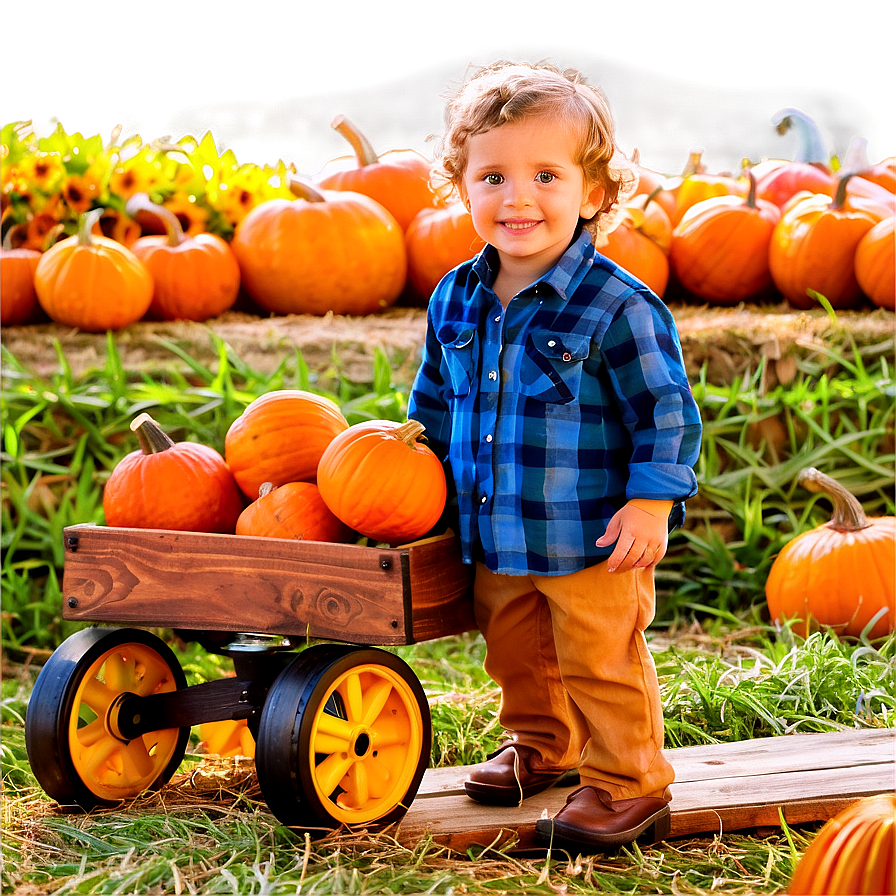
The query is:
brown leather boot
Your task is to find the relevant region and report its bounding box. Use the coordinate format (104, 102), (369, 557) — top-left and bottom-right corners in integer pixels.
(464, 744), (578, 805)
(535, 785), (671, 849)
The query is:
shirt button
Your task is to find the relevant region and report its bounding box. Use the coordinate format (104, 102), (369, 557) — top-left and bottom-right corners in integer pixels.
(480, 495), (488, 504)
(485, 434), (493, 442)
(494, 315), (501, 322)
(547, 340), (556, 347)
(488, 370), (497, 381)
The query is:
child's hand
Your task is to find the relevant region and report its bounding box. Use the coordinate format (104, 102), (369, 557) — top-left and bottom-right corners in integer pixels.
(595, 502), (669, 573)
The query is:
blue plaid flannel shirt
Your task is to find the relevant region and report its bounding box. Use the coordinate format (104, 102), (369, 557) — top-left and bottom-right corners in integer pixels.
(408, 230), (702, 576)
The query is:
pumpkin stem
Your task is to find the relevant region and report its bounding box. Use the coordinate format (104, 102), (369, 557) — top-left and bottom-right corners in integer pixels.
(77, 208), (106, 247)
(841, 136), (870, 176)
(288, 178), (327, 203)
(798, 467), (870, 532)
(258, 482), (275, 498)
(744, 169), (758, 208)
(130, 413), (175, 455)
(393, 419), (426, 446)
(330, 115), (380, 167)
(125, 192), (186, 247)
(830, 172), (855, 211)
(770, 108), (829, 165)
(681, 149), (705, 177)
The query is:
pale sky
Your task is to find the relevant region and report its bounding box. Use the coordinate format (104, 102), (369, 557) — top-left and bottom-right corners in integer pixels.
(3, 0), (893, 174)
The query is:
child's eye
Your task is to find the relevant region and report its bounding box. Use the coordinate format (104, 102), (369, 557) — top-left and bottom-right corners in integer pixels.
(484, 173), (504, 185)
(536, 171), (555, 184)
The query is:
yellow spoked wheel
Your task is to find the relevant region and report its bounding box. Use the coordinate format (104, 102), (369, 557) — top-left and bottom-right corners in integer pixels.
(256, 645), (431, 831)
(26, 628), (188, 808)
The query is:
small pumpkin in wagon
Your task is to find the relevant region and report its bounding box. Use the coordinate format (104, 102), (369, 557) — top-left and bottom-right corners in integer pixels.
(317, 419), (446, 545)
(224, 389), (349, 500)
(765, 468), (895, 640)
(236, 481), (350, 543)
(103, 413), (244, 533)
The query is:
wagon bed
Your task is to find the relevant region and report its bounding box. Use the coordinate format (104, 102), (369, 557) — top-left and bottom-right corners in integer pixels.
(60, 524), (476, 645)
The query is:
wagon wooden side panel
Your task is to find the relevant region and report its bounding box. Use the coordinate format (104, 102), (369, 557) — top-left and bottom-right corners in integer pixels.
(61, 525), (475, 646)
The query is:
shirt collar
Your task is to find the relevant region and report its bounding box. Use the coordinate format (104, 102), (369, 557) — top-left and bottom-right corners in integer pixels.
(470, 229), (596, 302)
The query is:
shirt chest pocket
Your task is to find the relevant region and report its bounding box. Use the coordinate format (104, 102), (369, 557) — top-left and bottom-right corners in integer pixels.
(519, 332), (591, 404)
(437, 325), (478, 398)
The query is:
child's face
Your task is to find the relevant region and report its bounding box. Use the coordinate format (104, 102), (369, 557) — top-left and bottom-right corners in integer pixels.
(461, 115), (604, 278)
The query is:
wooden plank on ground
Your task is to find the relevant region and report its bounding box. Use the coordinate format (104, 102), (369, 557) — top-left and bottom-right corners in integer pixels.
(395, 728), (895, 852)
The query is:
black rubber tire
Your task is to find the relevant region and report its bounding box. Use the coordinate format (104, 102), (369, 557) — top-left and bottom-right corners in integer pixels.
(25, 627), (189, 809)
(255, 644), (431, 832)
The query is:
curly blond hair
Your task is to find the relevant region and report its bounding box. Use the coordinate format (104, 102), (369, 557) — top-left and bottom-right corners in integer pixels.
(432, 61), (634, 241)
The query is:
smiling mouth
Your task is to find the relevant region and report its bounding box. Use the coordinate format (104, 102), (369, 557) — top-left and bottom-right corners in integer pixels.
(501, 220), (540, 231)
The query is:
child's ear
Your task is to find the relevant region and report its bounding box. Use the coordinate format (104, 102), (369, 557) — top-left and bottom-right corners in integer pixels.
(580, 184), (606, 220)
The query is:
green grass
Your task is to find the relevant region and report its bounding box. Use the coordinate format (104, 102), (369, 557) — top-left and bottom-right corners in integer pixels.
(1, 331), (894, 894)
(4, 625), (887, 895)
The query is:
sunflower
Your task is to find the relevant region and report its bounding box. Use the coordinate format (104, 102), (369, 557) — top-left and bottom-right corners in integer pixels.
(163, 191), (208, 236)
(18, 151), (65, 195)
(62, 170), (102, 215)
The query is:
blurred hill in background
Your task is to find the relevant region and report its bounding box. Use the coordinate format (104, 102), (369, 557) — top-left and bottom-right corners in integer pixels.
(170, 59), (871, 177)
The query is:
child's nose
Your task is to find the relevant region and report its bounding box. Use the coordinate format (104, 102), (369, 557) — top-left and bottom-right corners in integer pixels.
(505, 180), (534, 208)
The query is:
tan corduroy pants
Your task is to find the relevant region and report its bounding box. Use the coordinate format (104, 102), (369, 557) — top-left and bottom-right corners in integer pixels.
(473, 560), (675, 800)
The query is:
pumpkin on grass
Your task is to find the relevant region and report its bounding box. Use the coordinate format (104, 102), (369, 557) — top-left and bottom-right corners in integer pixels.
(224, 389), (349, 500)
(126, 193), (241, 322)
(103, 413), (244, 533)
(788, 793), (895, 895)
(34, 208), (153, 331)
(765, 468), (895, 640)
(236, 481), (350, 543)
(231, 179), (406, 316)
(317, 419), (446, 545)
(315, 115), (437, 231)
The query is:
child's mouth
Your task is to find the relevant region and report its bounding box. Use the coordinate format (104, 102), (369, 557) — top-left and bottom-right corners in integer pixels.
(501, 220), (540, 231)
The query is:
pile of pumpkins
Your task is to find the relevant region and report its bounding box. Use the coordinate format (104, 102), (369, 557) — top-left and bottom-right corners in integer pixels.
(102, 391), (447, 548)
(0, 115), (483, 330)
(2, 111), (893, 330)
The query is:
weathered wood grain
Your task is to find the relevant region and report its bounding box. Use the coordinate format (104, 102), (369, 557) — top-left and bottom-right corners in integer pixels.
(394, 728), (896, 850)
(61, 525), (474, 645)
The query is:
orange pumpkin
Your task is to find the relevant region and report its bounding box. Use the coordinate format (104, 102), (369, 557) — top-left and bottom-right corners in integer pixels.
(231, 180), (407, 316)
(315, 115), (438, 231)
(788, 793), (895, 895)
(855, 216), (895, 310)
(103, 413), (244, 533)
(669, 172), (781, 304)
(769, 174), (887, 310)
(628, 152), (677, 221)
(127, 193), (241, 322)
(405, 201), (485, 301)
(224, 389), (349, 500)
(667, 150), (747, 227)
(765, 468), (895, 641)
(841, 138), (896, 194)
(0, 229), (41, 325)
(236, 481), (350, 543)
(597, 205), (670, 298)
(317, 419), (447, 544)
(34, 208), (153, 331)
